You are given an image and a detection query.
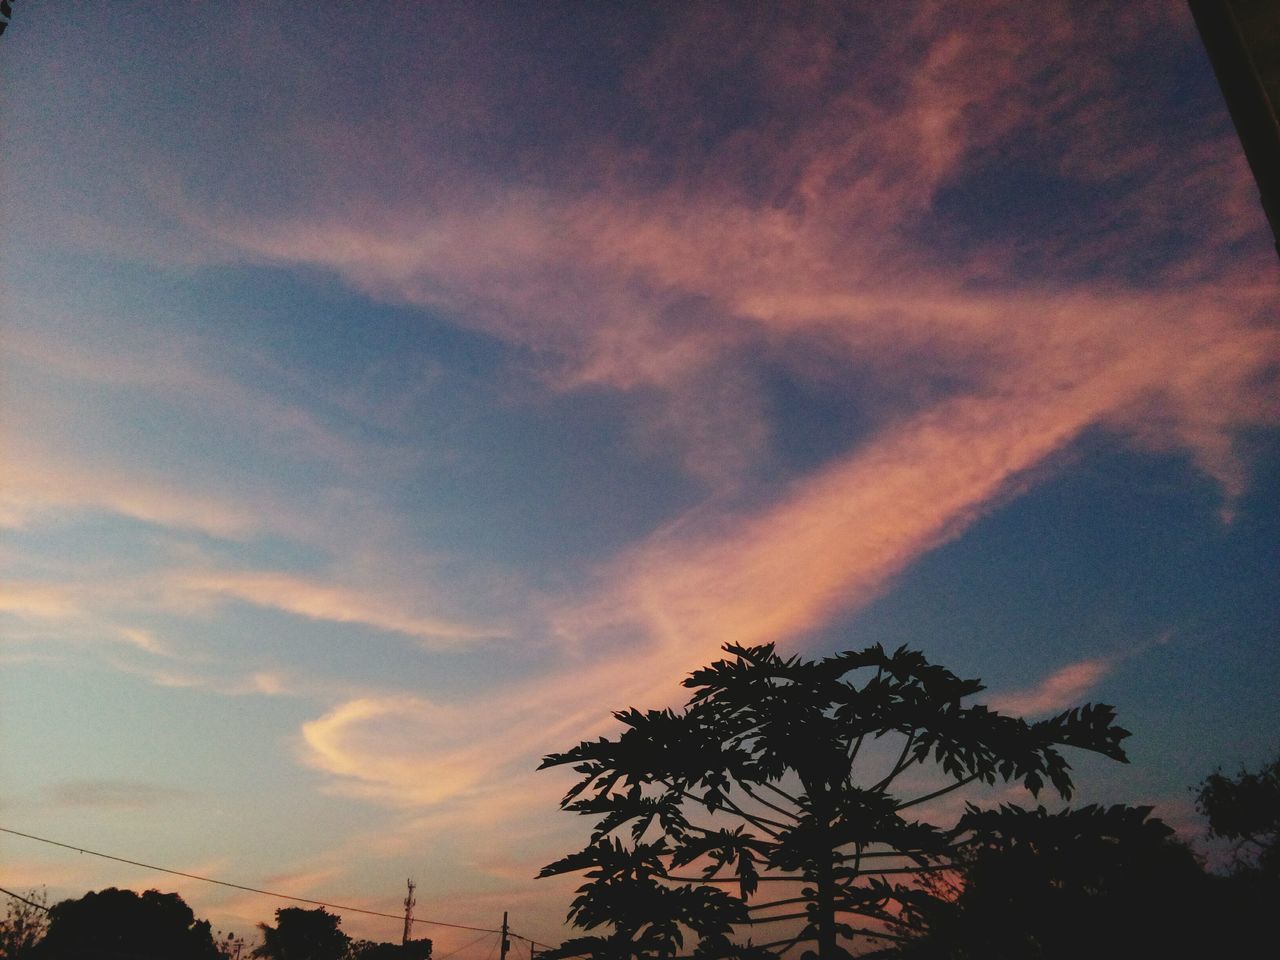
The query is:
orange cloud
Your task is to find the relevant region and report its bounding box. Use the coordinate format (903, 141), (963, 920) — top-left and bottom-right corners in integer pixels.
(300, 697), (494, 805)
(1, 450), (262, 540)
(0, 581), (84, 620)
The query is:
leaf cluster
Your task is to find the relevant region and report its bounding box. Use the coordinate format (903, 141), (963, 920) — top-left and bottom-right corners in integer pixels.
(1195, 750), (1280, 878)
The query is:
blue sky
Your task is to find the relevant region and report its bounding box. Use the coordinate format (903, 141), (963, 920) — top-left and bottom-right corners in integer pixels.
(2, 1), (1277, 951)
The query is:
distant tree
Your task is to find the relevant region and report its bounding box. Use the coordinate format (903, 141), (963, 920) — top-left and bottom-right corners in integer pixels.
(887, 804), (1218, 960)
(254, 908), (349, 960)
(0, 888), (48, 960)
(538, 643), (1130, 960)
(213, 929), (249, 960)
(34, 888), (218, 960)
(347, 939), (432, 960)
(1195, 750), (1280, 879)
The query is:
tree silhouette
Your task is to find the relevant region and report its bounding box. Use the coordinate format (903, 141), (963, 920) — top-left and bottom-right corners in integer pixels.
(348, 940), (433, 960)
(33, 888), (219, 960)
(253, 908), (349, 960)
(0, 889), (48, 960)
(538, 643), (1129, 960)
(887, 804), (1215, 960)
(1195, 750), (1280, 879)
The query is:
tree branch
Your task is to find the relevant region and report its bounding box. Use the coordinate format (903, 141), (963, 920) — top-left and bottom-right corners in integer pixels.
(847, 667), (883, 768)
(737, 780), (801, 823)
(895, 772), (982, 812)
(740, 911), (811, 925)
(751, 932), (813, 953)
(716, 792), (790, 836)
(760, 780), (806, 810)
(745, 896), (810, 912)
(664, 875), (807, 884)
(660, 781), (787, 839)
(842, 863), (953, 877)
(835, 849), (935, 860)
(870, 732), (916, 792)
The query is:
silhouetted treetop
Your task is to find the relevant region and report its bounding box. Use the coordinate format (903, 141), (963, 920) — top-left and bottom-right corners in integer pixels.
(538, 642), (1131, 960)
(254, 908), (349, 960)
(0, 888), (48, 960)
(34, 888), (218, 960)
(1196, 749), (1280, 879)
(887, 804), (1217, 960)
(348, 938), (433, 960)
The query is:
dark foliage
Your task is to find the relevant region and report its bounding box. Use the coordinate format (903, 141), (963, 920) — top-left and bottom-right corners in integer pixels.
(254, 908), (350, 960)
(538, 643), (1130, 960)
(0, 889), (48, 960)
(33, 888), (219, 960)
(1195, 750), (1280, 879)
(348, 939), (433, 960)
(886, 804), (1217, 959)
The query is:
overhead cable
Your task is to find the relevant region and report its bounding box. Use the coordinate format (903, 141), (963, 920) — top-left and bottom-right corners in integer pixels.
(0, 826), (496, 935)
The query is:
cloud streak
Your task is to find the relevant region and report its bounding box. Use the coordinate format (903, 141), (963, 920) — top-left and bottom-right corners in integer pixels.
(175, 571), (505, 646)
(987, 658), (1115, 717)
(46, 779), (194, 810)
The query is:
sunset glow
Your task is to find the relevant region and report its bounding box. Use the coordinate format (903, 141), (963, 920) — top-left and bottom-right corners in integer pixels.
(2, 2), (1277, 954)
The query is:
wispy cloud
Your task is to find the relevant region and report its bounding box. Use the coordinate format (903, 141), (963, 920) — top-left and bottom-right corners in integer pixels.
(174, 570), (505, 646)
(0, 581), (84, 620)
(300, 697), (491, 806)
(0, 450), (263, 540)
(46, 779), (194, 810)
(987, 658), (1115, 717)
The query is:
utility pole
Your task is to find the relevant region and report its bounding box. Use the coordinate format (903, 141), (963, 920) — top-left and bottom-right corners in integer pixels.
(499, 912), (510, 960)
(402, 878), (416, 946)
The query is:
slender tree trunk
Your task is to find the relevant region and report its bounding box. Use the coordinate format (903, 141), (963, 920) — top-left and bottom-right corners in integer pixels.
(815, 851), (837, 960)
(809, 783), (838, 960)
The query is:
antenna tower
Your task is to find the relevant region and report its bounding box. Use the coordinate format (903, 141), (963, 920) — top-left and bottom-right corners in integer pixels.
(402, 878), (416, 945)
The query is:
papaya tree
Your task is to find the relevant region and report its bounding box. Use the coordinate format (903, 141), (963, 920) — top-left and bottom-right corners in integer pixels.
(537, 643), (1129, 960)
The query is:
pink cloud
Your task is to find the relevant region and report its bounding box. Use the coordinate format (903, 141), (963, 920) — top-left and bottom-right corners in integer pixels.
(988, 658), (1114, 717)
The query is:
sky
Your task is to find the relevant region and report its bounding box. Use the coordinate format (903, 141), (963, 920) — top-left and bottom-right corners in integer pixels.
(1, 0), (1278, 952)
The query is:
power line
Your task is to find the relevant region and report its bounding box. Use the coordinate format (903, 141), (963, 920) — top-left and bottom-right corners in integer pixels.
(0, 826), (576, 956)
(437, 931), (498, 960)
(0, 826), (498, 935)
(0, 873), (570, 960)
